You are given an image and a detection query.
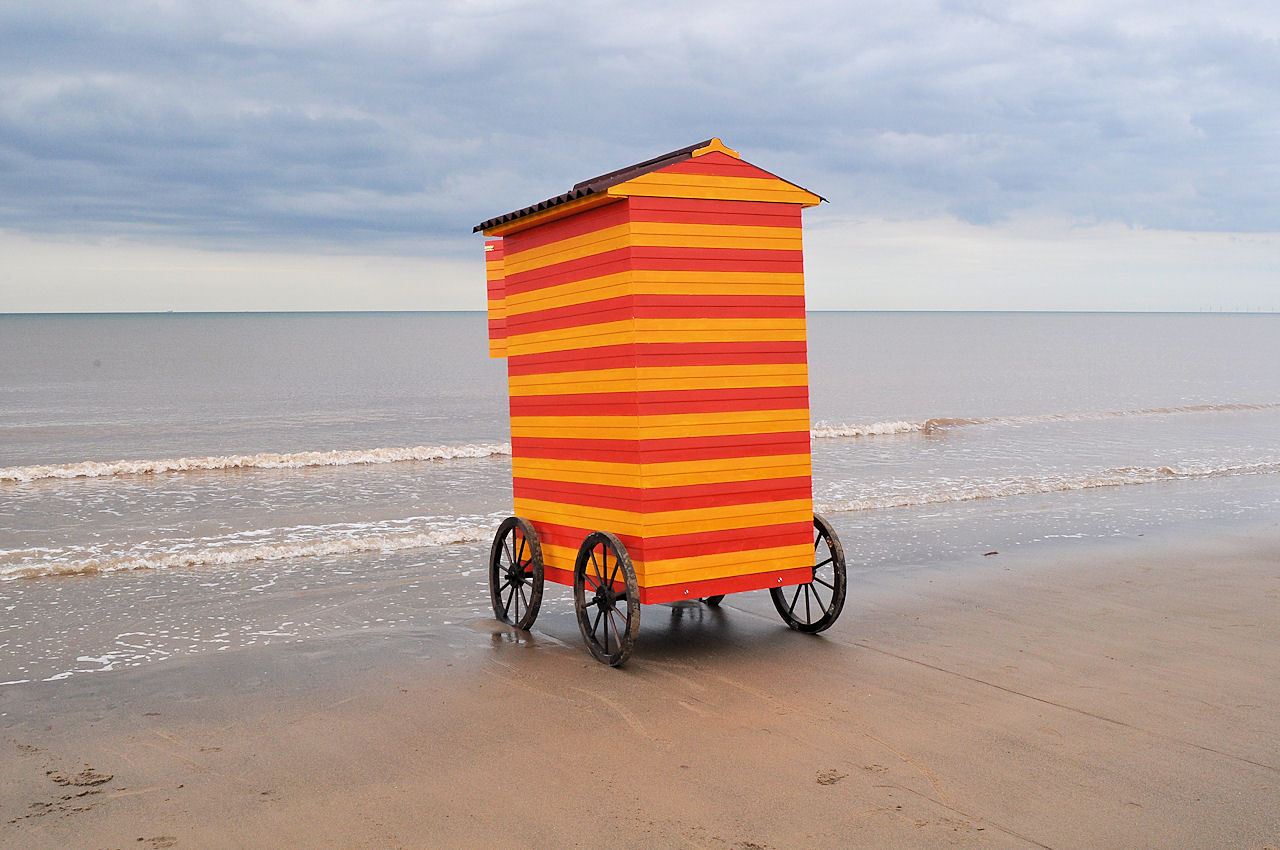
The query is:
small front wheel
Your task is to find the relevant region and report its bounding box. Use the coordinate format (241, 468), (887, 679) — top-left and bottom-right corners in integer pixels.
(488, 516), (544, 630)
(573, 531), (640, 666)
(770, 513), (846, 633)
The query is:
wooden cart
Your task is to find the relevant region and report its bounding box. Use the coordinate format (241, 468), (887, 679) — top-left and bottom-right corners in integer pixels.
(474, 139), (846, 666)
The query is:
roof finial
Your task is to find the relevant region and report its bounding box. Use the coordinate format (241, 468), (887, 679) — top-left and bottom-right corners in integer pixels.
(693, 138), (740, 159)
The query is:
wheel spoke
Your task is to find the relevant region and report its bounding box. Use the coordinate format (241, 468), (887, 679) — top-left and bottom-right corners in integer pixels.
(516, 534), (527, 566)
(517, 584), (528, 620)
(591, 546), (607, 589)
(815, 556), (833, 569)
(603, 606), (611, 654)
(812, 574), (835, 591)
(804, 584), (812, 623)
(787, 584), (802, 616)
(502, 583), (516, 617)
(811, 581), (828, 612)
(591, 606), (604, 640)
(504, 535), (516, 568)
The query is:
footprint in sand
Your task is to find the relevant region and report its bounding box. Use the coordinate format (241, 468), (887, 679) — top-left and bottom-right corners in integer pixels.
(47, 766), (113, 787)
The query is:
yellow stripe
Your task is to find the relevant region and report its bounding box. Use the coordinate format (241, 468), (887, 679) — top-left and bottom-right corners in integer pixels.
(488, 339), (507, 358)
(514, 497), (812, 538)
(609, 173), (822, 207)
(509, 363), (807, 395)
(506, 317), (808, 356)
(639, 543), (812, 581)
(511, 409), (810, 440)
(505, 272), (631, 315)
(629, 221), (800, 239)
(505, 270), (804, 316)
(505, 222), (799, 268)
(513, 454), (811, 488)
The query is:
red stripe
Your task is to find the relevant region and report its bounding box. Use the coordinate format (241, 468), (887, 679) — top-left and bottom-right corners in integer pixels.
(513, 477), (812, 513)
(505, 246), (805, 295)
(659, 152), (785, 180)
(628, 196), (802, 227)
(507, 341), (808, 376)
(632, 253), (803, 273)
(508, 387), (808, 417)
(505, 250), (632, 295)
(532, 520), (811, 558)
(631, 246), (802, 264)
(502, 201), (630, 253)
(511, 431), (812, 463)
(639, 568), (814, 604)
(508, 294), (807, 335)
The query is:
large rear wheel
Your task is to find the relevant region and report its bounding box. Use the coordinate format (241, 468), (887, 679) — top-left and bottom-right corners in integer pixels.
(488, 516), (544, 630)
(770, 513), (846, 633)
(573, 531), (640, 666)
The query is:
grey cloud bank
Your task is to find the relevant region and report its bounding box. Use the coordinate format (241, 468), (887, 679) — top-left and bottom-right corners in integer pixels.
(1, 0), (1278, 310)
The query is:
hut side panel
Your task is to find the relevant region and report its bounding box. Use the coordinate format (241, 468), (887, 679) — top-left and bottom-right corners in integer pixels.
(501, 200), (642, 588)
(484, 239), (507, 358)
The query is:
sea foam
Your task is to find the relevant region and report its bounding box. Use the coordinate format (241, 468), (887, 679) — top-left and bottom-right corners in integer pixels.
(815, 459), (1280, 514)
(0, 443), (512, 484)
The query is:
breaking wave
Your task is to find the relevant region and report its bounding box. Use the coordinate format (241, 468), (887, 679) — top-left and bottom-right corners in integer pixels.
(0, 443), (512, 484)
(0, 516), (497, 582)
(811, 402), (1280, 439)
(2, 402), (1276, 485)
(815, 459), (1280, 514)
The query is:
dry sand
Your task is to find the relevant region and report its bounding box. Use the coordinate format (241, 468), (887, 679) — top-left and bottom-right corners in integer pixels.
(2, 523), (1278, 849)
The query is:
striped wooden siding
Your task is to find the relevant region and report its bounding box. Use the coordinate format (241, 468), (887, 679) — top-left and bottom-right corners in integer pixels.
(495, 150), (816, 604)
(485, 239), (506, 358)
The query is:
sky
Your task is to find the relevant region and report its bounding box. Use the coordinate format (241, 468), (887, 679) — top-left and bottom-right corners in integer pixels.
(1, 0), (1278, 312)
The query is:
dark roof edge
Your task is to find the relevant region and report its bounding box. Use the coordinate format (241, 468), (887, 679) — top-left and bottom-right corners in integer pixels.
(473, 139), (713, 234)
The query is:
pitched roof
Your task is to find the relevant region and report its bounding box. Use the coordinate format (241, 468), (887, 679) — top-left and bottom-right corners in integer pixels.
(472, 139), (714, 234)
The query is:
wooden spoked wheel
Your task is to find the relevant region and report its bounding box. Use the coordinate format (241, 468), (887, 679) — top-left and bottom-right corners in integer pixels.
(573, 531), (641, 667)
(488, 516), (544, 630)
(701, 595), (725, 607)
(770, 513), (847, 633)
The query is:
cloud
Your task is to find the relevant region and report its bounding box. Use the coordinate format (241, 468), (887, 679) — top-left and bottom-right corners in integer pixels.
(1, 0), (1278, 258)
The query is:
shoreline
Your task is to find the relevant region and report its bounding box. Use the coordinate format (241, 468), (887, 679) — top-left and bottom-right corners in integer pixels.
(3, 519), (1278, 848)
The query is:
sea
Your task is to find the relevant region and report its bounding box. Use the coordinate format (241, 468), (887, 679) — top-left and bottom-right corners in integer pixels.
(2, 311), (1279, 687)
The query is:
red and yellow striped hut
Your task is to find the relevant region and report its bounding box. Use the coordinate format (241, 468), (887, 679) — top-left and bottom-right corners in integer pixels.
(475, 138), (846, 666)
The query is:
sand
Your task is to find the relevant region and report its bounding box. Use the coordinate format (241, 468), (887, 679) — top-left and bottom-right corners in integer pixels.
(2, 522), (1278, 849)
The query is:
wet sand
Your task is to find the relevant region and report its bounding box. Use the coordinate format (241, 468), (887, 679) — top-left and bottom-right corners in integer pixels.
(2, 523), (1278, 849)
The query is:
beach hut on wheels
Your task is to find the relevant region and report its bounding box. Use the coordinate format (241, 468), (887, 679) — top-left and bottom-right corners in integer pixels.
(474, 138), (846, 666)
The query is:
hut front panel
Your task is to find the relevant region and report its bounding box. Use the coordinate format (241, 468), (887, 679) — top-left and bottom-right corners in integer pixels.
(620, 188), (814, 601)
(501, 160), (817, 602)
